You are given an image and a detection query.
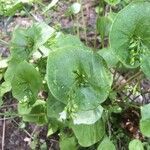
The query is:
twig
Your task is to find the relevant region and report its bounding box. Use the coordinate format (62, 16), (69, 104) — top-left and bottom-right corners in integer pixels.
(0, 39), (9, 46)
(0, 112), (20, 117)
(76, 0), (80, 37)
(12, 119), (33, 140)
(0, 117), (15, 121)
(132, 91), (150, 101)
(94, 0), (101, 49)
(80, 0), (87, 45)
(2, 116), (6, 150)
(31, 126), (39, 137)
(123, 90), (134, 101)
(120, 91), (141, 108)
(117, 71), (142, 90)
(23, 7), (40, 22)
(0, 103), (17, 109)
(120, 91), (133, 102)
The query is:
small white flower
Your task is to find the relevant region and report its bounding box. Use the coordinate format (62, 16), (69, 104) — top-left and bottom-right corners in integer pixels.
(58, 111), (67, 121)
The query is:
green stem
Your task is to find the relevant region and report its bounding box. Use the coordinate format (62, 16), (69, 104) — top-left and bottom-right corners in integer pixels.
(76, 0), (80, 37)
(71, 15), (76, 35)
(80, 0), (87, 45)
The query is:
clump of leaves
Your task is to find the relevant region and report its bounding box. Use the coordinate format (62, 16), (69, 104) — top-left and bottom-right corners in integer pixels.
(0, 0), (35, 16)
(0, 1), (150, 150)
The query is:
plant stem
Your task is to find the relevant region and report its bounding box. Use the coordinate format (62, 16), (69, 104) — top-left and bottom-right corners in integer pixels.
(76, 0), (80, 37)
(94, 0), (102, 49)
(71, 15), (76, 35)
(80, 0), (87, 45)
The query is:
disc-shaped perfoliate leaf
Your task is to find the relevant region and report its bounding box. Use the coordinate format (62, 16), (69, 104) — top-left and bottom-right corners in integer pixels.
(140, 103), (150, 137)
(129, 139), (144, 150)
(97, 137), (116, 150)
(71, 119), (105, 147)
(11, 28), (30, 60)
(27, 22), (55, 51)
(11, 22), (54, 60)
(73, 105), (103, 125)
(12, 61), (42, 103)
(47, 48), (112, 111)
(110, 1), (150, 68)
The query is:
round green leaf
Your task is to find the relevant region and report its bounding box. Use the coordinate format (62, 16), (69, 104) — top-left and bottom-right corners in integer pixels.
(97, 137), (116, 150)
(11, 27), (33, 60)
(73, 105), (103, 125)
(47, 48), (112, 111)
(140, 103), (150, 137)
(11, 22), (54, 60)
(12, 61), (42, 103)
(70, 2), (81, 14)
(141, 53), (150, 79)
(72, 119), (105, 147)
(141, 103), (150, 120)
(140, 120), (150, 137)
(129, 139), (144, 150)
(110, 1), (150, 68)
(27, 22), (55, 51)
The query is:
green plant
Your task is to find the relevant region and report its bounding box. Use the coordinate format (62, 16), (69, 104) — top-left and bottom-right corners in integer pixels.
(0, 0), (33, 16)
(0, 0), (150, 149)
